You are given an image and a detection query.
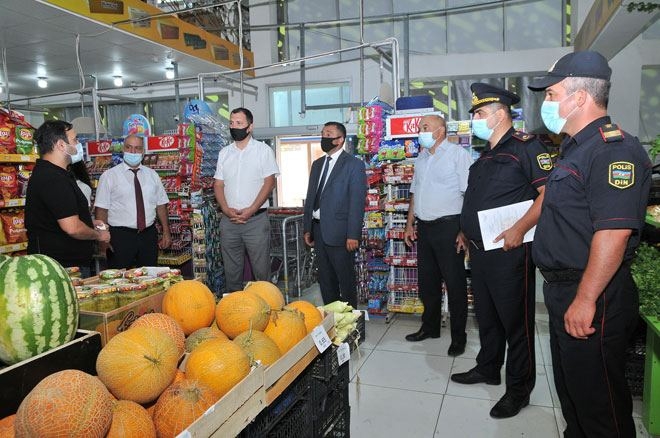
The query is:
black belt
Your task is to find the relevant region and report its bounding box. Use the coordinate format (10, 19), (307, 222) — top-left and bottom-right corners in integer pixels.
(111, 224), (155, 234)
(539, 269), (583, 283)
(312, 218), (320, 224)
(417, 214), (460, 225)
(252, 208), (267, 217)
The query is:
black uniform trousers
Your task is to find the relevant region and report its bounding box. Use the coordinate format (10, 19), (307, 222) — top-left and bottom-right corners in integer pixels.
(107, 225), (158, 269)
(312, 220), (357, 308)
(543, 264), (637, 438)
(417, 217), (467, 342)
(470, 242), (536, 396)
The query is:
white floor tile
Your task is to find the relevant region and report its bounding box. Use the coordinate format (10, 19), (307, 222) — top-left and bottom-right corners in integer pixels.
(634, 416), (652, 437)
(633, 397), (643, 418)
(349, 382), (443, 437)
(539, 333), (553, 365)
(389, 312), (422, 327)
(348, 346), (372, 381)
(436, 394), (559, 438)
(360, 319), (390, 350)
(356, 349), (453, 394)
(446, 357), (505, 402)
(530, 365), (554, 408)
(546, 365), (560, 408)
(375, 322), (454, 356)
(554, 407), (566, 435)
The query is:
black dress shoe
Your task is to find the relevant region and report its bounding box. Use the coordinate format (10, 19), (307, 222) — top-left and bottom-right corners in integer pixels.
(447, 341), (466, 357)
(450, 368), (501, 385)
(405, 328), (440, 342)
(490, 392), (530, 419)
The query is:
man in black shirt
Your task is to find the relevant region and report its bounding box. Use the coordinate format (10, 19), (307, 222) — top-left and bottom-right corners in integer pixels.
(451, 84), (552, 419)
(529, 51), (652, 438)
(26, 120), (110, 275)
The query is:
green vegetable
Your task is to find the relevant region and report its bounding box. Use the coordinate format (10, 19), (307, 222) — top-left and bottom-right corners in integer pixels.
(323, 301), (353, 313)
(631, 243), (660, 318)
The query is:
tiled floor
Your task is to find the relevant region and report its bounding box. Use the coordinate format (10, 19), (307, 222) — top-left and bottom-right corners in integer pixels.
(297, 286), (655, 438)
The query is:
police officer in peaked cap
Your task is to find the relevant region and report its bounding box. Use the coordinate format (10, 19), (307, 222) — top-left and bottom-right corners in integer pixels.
(451, 83), (553, 419)
(529, 51), (652, 438)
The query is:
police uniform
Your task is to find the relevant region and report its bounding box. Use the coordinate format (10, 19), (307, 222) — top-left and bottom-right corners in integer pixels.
(529, 51), (652, 438)
(458, 84), (552, 403)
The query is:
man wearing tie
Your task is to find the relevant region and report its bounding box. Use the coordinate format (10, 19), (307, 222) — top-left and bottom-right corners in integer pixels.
(95, 135), (171, 268)
(303, 122), (367, 308)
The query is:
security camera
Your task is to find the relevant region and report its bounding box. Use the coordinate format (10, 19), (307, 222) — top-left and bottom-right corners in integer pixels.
(174, 115), (180, 122)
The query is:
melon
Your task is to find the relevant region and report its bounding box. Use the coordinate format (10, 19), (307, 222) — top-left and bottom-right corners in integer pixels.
(96, 326), (179, 404)
(162, 280), (216, 335)
(234, 329), (282, 366)
(244, 281), (285, 310)
(264, 309), (307, 354)
(184, 326), (228, 353)
(185, 338), (250, 398)
(107, 400), (156, 438)
(15, 369), (113, 437)
(153, 379), (217, 437)
(131, 313), (186, 357)
(284, 300), (323, 333)
(0, 254), (78, 364)
(215, 291), (270, 339)
(0, 414), (15, 438)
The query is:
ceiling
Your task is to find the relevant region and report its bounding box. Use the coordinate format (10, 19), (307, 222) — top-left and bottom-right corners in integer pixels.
(0, 0), (232, 102)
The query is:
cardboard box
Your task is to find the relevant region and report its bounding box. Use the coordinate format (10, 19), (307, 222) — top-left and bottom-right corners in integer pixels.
(78, 291), (165, 345)
(0, 330), (102, 417)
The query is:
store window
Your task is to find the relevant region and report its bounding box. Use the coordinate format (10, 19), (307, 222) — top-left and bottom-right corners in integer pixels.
(640, 66), (660, 144)
(269, 82), (350, 127)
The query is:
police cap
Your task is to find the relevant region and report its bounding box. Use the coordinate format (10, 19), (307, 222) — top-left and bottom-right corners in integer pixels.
(528, 50), (612, 91)
(468, 83), (520, 113)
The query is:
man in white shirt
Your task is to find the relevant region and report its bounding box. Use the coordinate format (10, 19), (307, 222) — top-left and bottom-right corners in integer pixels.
(403, 114), (473, 357)
(213, 108), (280, 292)
(95, 135), (171, 268)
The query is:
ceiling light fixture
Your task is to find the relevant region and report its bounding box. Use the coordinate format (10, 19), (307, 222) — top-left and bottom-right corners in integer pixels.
(165, 67), (175, 80)
(0, 84), (3, 94)
(113, 76), (123, 87)
(37, 77), (48, 89)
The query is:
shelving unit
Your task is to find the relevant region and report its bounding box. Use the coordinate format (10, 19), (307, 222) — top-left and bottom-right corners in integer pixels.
(0, 150), (35, 256)
(0, 241), (28, 254)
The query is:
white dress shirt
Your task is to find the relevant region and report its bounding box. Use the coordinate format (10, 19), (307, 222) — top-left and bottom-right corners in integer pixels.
(410, 139), (473, 221)
(312, 147), (343, 220)
(214, 137), (280, 209)
(94, 162), (169, 228)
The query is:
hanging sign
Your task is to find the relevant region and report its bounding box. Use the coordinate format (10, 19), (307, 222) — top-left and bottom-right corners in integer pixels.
(122, 114), (151, 137)
(146, 135), (181, 152)
(86, 140), (113, 156)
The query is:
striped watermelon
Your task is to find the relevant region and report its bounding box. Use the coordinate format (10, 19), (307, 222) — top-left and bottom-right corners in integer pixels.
(0, 254), (79, 365)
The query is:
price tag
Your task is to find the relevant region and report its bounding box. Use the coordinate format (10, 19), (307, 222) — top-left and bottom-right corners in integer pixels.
(336, 342), (350, 366)
(311, 325), (332, 353)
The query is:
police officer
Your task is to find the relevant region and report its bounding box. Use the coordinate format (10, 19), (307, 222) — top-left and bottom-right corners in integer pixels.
(451, 83), (552, 419)
(529, 51), (652, 438)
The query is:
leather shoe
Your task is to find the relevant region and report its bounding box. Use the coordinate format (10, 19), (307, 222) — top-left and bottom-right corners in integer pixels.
(447, 341), (466, 357)
(490, 392), (530, 419)
(405, 329), (439, 342)
(450, 368), (501, 385)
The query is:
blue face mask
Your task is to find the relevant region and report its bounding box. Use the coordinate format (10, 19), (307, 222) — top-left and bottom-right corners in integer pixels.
(417, 131), (435, 149)
(123, 152), (143, 167)
(541, 93), (577, 134)
(67, 142), (84, 164)
(471, 110), (501, 141)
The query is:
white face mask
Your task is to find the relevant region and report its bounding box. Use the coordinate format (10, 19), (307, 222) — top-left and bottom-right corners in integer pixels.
(66, 141), (84, 164)
(417, 126), (441, 149)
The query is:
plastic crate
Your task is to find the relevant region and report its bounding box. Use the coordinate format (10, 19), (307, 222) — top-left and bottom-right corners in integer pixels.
(268, 398), (313, 438)
(312, 333), (360, 382)
(322, 408), (350, 438)
(240, 368), (312, 437)
(312, 365), (350, 437)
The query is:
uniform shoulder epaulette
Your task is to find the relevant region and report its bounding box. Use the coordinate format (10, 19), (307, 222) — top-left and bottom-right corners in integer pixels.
(599, 123), (624, 143)
(512, 131), (533, 142)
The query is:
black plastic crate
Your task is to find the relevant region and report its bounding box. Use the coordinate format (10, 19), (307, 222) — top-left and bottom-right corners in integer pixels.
(240, 368), (312, 437)
(356, 311), (366, 345)
(322, 408), (350, 438)
(625, 318), (646, 398)
(312, 364), (350, 436)
(312, 331), (361, 381)
(268, 398), (313, 438)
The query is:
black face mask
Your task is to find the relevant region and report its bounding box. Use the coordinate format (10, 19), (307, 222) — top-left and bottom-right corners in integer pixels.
(321, 136), (340, 153)
(230, 127), (250, 142)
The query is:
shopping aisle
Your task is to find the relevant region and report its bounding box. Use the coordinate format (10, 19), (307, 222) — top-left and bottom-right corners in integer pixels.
(298, 285), (653, 437)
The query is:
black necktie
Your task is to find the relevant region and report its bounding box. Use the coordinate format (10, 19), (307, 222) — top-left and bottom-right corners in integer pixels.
(131, 169), (146, 231)
(313, 156), (332, 211)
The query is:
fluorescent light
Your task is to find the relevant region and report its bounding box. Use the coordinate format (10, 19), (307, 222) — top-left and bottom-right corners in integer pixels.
(0, 84), (3, 93)
(113, 76), (123, 87)
(165, 67), (175, 80)
(37, 77), (48, 89)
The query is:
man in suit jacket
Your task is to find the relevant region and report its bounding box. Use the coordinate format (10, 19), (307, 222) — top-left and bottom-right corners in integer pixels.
(303, 121), (367, 308)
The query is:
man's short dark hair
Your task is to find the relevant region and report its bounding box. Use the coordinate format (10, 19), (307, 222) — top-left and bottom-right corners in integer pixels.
(231, 107), (254, 125)
(34, 120), (72, 156)
(324, 121), (346, 139)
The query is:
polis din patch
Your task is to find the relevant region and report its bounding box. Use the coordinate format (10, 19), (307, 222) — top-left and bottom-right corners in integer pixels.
(608, 161), (634, 189)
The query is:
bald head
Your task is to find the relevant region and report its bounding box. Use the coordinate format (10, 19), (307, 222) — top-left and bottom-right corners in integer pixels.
(123, 135), (144, 153)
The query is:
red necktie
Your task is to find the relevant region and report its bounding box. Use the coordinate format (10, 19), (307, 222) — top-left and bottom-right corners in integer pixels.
(131, 169), (146, 231)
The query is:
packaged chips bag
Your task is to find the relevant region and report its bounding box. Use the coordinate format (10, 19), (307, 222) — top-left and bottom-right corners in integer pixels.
(0, 166), (18, 200)
(0, 210), (26, 244)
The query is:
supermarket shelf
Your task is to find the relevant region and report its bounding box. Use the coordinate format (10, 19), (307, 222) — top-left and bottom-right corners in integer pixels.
(0, 241), (28, 254)
(0, 198), (26, 208)
(0, 154), (37, 163)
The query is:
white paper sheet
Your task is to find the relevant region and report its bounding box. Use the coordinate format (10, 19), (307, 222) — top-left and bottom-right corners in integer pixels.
(477, 200), (535, 251)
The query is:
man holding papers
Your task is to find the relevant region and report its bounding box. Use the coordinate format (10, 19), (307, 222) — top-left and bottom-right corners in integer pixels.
(451, 83), (552, 419)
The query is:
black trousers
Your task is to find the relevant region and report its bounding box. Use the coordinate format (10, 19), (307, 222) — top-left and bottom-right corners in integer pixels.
(417, 217), (467, 342)
(312, 221), (357, 308)
(544, 264), (637, 438)
(107, 225), (158, 269)
(471, 242), (536, 395)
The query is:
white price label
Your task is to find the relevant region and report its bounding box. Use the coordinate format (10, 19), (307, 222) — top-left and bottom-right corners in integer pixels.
(336, 342), (350, 366)
(311, 325), (332, 353)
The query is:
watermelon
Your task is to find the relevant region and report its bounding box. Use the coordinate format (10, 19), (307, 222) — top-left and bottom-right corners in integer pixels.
(0, 254), (8, 265)
(0, 254), (79, 365)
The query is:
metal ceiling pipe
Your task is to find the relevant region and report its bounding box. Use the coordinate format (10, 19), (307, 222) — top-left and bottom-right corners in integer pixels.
(359, 0), (365, 106)
(299, 24), (306, 117)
